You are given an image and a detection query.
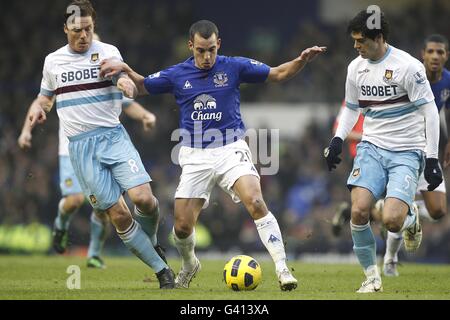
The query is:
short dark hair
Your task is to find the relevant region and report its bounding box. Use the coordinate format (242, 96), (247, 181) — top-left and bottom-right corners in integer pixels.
(347, 9), (389, 41)
(64, 0), (96, 25)
(424, 34), (449, 50)
(189, 20), (219, 41)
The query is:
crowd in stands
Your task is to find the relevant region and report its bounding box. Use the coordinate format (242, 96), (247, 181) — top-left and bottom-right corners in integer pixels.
(1, 0), (450, 261)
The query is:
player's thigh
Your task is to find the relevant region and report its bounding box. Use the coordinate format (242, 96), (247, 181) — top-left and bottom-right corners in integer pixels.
(175, 146), (216, 209)
(59, 155), (83, 197)
(347, 141), (387, 201)
(386, 149), (423, 213)
(69, 139), (122, 211)
(216, 140), (260, 204)
(107, 127), (151, 192)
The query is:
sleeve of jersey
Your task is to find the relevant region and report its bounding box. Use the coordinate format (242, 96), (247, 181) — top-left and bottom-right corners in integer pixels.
(404, 62), (435, 106)
(109, 46), (125, 85)
(334, 106), (361, 141)
(40, 58), (56, 97)
(122, 97), (134, 109)
(236, 57), (270, 83)
(344, 64), (359, 111)
(143, 68), (174, 94)
(419, 101), (440, 159)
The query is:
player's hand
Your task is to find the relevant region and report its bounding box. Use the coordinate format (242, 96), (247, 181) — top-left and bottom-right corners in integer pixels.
(117, 77), (137, 99)
(424, 158), (443, 191)
(100, 58), (126, 78)
(443, 142), (450, 169)
(18, 131), (33, 149)
(324, 137), (343, 171)
(299, 46), (327, 63)
(29, 105), (47, 129)
(142, 112), (156, 132)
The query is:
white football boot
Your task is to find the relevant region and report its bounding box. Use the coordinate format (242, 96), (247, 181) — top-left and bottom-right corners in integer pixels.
(403, 203), (422, 252)
(175, 258), (201, 288)
(357, 265), (383, 293)
(277, 268), (298, 291)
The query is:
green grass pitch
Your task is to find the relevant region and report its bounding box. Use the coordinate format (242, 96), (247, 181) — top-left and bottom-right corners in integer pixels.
(1, 255), (450, 300)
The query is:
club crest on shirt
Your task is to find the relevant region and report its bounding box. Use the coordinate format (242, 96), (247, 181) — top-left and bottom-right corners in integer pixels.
(90, 53), (99, 63)
(352, 168), (361, 177)
(383, 69), (393, 83)
(65, 178), (73, 187)
(213, 72), (228, 88)
(89, 195), (98, 205)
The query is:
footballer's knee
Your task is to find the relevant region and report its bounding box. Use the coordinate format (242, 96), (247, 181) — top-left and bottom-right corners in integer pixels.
(94, 209), (109, 224)
(426, 201), (446, 220)
(133, 192), (158, 213)
(107, 206), (132, 231)
(429, 208), (446, 220)
(64, 194), (85, 212)
(244, 197), (268, 220)
(350, 204), (371, 225)
(174, 220), (194, 239)
(382, 212), (403, 233)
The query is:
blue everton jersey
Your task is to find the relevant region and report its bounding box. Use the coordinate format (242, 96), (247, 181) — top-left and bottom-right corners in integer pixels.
(144, 55), (270, 148)
(431, 68), (450, 112)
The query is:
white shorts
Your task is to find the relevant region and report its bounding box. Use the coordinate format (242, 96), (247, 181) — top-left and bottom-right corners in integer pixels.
(175, 139), (259, 209)
(416, 162), (446, 194)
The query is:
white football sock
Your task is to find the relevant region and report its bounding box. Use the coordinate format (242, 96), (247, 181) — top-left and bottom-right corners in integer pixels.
(384, 231), (402, 263)
(254, 212), (288, 272)
(173, 228), (197, 271)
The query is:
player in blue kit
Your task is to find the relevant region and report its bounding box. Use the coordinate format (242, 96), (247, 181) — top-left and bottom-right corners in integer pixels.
(100, 19), (326, 291)
(27, 0), (174, 288)
(325, 11), (442, 292)
(381, 34), (450, 276)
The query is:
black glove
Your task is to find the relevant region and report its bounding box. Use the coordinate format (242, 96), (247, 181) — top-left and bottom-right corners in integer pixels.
(324, 137), (343, 171)
(424, 158), (443, 191)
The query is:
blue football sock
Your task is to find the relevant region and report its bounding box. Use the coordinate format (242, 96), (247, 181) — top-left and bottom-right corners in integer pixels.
(118, 220), (167, 273)
(134, 202), (159, 246)
(87, 212), (107, 258)
(351, 221), (377, 270)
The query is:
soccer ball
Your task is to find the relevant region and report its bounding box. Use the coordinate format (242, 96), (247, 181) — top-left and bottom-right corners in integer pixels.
(223, 255), (262, 291)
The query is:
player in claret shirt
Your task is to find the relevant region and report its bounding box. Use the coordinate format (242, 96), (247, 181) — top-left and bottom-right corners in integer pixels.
(379, 34), (450, 277)
(100, 19), (326, 291)
(324, 10), (442, 293)
(27, 0), (175, 289)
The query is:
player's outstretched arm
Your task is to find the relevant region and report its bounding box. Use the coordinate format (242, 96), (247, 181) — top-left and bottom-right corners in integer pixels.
(123, 101), (156, 132)
(28, 94), (54, 130)
(267, 46), (327, 83)
(100, 59), (147, 96)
